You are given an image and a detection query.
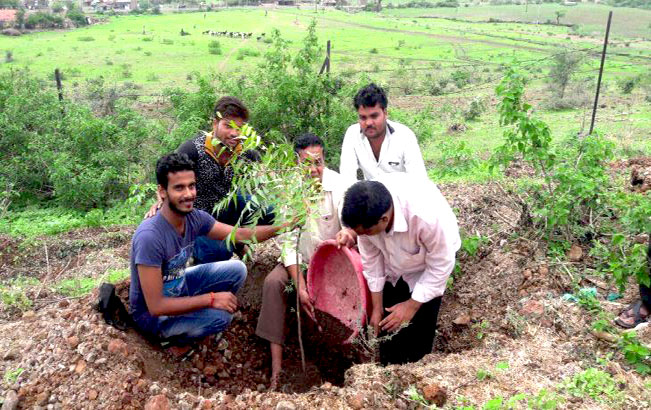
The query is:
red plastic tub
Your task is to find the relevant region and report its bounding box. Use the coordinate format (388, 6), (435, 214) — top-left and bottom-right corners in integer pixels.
(307, 239), (371, 344)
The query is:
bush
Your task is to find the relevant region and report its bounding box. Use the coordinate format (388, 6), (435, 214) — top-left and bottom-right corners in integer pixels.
(25, 12), (64, 29)
(67, 9), (87, 27)
(0, 69), (164, 209)
(463, 98), (486, 121)
(167, 20), (358, 167)
(618, 76), (638, 94)
(208, 40), (222, 55)
(77, 36), (94, 42)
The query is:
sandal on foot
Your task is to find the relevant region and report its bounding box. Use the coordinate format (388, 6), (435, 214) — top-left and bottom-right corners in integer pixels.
(614, 300), (649, 329)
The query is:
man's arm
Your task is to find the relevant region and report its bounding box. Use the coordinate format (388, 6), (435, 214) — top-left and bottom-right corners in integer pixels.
(206, 220), (288, 243)
(138, 265), (236, 316)
(411, 211), (461, 303)
(403, 130), (428, 178)
(339, 128), (360, 180)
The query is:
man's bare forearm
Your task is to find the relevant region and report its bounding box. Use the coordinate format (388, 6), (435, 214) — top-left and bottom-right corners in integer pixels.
(371, 291), (383, 313)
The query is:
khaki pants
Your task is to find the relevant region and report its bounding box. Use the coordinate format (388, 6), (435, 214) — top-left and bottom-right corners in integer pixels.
(255, 264), (290, 345)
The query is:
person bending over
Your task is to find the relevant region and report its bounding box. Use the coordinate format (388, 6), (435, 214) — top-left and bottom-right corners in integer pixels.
(340, 174), (460, 365)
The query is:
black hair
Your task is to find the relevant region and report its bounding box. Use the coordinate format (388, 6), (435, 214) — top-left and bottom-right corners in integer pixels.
(156, 152), (195, 189)
(294, 132), (324, 154)
(353, 83), (388, 110)
(341, 181), (392, 229)
(241, 149), (262, 163)
(213, 96), (249, 122)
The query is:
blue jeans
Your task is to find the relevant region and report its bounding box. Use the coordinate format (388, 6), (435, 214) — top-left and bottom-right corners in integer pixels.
(134, 260), (247, 346)
(194, 192), (275, 265)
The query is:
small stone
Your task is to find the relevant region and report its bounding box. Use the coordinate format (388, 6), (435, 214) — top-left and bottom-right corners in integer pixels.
(200, 399), (213, 410)
(422, 384), (447, 407)
(217, 339), (228, 351)
(203, 366), (217, 377)
(2, 349), (19, 361)
(22, 310), (36, 319)
(321, 382), (332, 390)
(223, 349), (232, 360)
(257, 384), (266, 392)
(275, 400), (296, 410)
(522, 269), (532, 279)
(217, 370), (229, 378)
(568, 244), (583, 262)
(453, 313), (471, 325)
(347, 393), (364, 410)
(221, 394), (234, 404)
(74, 359), (87, 374)
(36, 392), (49, 406)
(88, 390), (98, 400)
(520, 300), (544, 317)
(1, 390), (18, 410)
(66, 336), (80, 349)
(538, 265), (549, 276)
(58, 300), (69, 308)
(107, 338), (128, 356)
(144, 394), (170, 410)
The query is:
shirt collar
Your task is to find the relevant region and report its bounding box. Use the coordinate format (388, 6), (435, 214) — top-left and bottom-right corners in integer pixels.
(387, 192), (407, 235)
(320, 167), (338, 192)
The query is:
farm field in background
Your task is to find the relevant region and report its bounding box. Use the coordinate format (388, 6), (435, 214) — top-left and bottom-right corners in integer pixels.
(0, 5), (649, 165)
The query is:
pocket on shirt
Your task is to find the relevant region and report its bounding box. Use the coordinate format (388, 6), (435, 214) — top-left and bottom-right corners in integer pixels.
(386, 158), (402, 169)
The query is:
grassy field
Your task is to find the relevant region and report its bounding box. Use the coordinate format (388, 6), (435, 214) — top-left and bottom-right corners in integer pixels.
(0, 5), (649, 221)
(381, 3), (651, 38)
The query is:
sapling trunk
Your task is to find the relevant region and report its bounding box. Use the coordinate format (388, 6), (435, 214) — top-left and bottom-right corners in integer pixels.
(295, 230), (306, 372)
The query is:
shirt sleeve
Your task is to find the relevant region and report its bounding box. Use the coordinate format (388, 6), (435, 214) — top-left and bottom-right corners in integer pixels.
(279, 229), (301, 268)
(403, 131), (428, 178)
(410, 213), (461, 303)
(195, 210), (217, 236)
(358, 236), (386, 293)
(339, 128), (360, 181)
(176, 136), (200, 163)
(133, 229), (165, 268)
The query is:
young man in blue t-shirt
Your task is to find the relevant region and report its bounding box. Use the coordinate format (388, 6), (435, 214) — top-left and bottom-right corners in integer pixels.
(130, 153), (284, 353)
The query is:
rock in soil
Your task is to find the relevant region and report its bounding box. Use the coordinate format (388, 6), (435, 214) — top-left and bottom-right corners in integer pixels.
(1, 390), (19, 410)
(422, 383), (447, 407)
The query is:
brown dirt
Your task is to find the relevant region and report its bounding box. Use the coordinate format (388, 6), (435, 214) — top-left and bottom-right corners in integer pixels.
(1, 182), (650, 409)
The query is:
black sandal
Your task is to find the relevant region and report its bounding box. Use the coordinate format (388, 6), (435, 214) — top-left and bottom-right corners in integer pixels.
(614, 300), (649, 329)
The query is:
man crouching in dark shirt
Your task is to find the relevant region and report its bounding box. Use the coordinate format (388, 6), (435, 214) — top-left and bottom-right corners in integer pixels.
(131, 153), (286, 355)
(145, 97), (274, 264)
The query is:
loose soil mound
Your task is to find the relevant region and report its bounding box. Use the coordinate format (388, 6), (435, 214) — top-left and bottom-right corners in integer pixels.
(1, 179), (649, 409)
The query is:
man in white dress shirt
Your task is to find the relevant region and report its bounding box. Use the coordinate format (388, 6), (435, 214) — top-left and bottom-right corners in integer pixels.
(340, 174), (460, 365)
(256, 133), (357, 389)
(339, 83), (427, 181)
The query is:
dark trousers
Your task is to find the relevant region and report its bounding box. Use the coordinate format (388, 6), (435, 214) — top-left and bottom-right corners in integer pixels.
(194, 192), (275, 265)
(642, 240), (651, 308)
(379, 277), (442, 366)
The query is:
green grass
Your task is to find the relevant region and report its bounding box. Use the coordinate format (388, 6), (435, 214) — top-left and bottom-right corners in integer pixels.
(381, 3), (651, 38)
(0, 276), (40, 310)
(53, 268), (129, 298)
(0, 203), (146, 238)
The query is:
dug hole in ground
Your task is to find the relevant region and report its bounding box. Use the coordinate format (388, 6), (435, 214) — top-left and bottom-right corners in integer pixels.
(1, 165), (650, 409)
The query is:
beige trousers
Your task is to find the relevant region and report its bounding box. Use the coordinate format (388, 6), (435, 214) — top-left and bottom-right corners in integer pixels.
(255, 263), (290, 345)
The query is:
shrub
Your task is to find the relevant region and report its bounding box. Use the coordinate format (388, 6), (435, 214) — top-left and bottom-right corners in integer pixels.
(4, 51), (13, 63)
(67, 9), (87, 27)
(463, 97), (486, 121)
(167, 20), (358, 167)
(208, 40), (222, 55)
(451, 69), (471, 89)
(369, 48), (378, 54)
(236, 47), (260, 60)
(77, 36), (94, 42)
(0, 69), (164, 209)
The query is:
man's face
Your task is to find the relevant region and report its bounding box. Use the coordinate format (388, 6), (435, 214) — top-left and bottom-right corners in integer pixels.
(159, 170), (196, 215)
(357, 104), (387, 140)
(352, 207), (393, 236)
(298, 145), (325, 181)
(213, 116), (245, 149)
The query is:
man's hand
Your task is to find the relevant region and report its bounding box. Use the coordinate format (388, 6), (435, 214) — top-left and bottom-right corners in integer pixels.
(210, 292), (238, 313)
(369, 307), (383, 336)
(299, 289), (317, 323)
(336, 228), (357, 249)
(379, 299), (422, 333)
